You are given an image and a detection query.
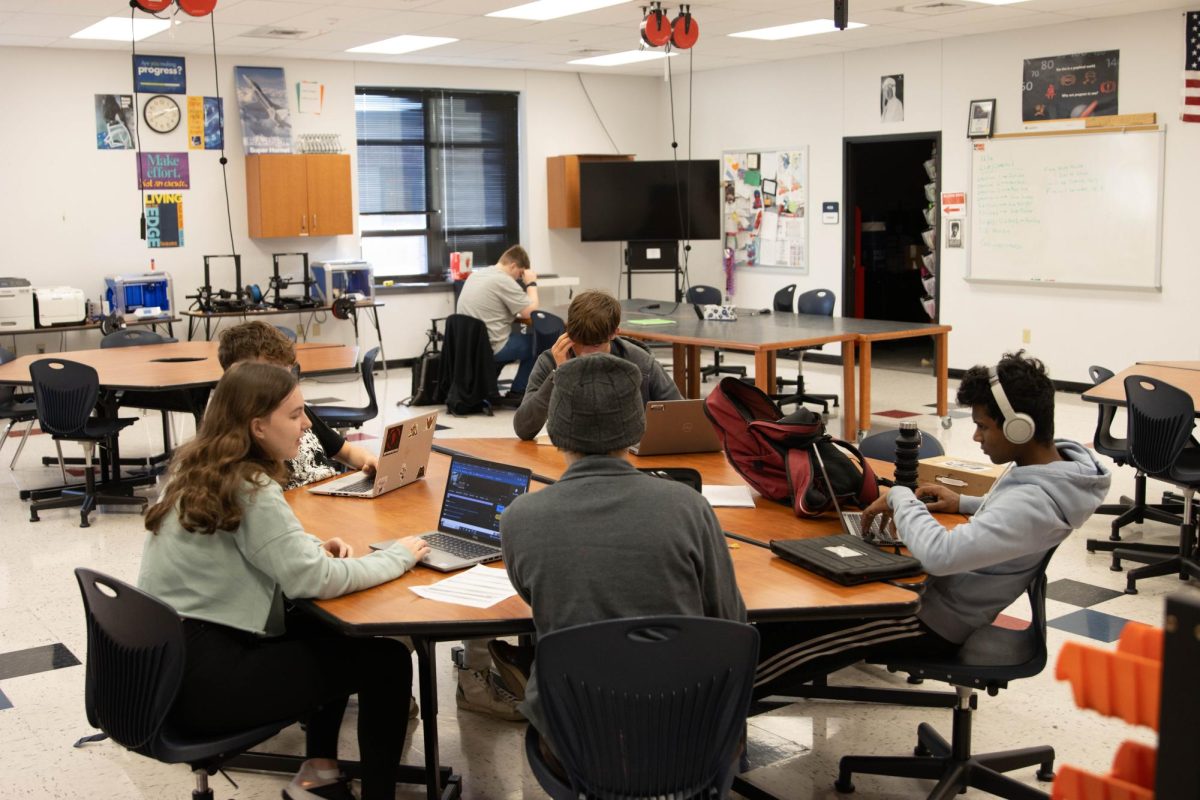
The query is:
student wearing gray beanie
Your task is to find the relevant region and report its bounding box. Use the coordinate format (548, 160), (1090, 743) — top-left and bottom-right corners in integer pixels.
(498, 351), (746, 754)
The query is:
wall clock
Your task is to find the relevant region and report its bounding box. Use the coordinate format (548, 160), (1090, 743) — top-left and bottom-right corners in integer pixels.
(144, 94), (181, 134)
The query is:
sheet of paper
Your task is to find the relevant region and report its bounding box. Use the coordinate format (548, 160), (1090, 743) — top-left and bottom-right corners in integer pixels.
(409, 564), (517, 608)
(702, 484), (756, 508)
(625, 318), (677, 326)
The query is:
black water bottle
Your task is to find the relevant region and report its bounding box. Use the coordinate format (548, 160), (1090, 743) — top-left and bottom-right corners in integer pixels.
(894, 422), (921, 491)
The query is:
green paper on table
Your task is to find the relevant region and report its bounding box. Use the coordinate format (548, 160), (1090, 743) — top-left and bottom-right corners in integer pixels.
(625, 318), (677, 326)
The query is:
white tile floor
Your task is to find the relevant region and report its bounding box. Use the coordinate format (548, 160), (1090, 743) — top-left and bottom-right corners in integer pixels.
(0, 351), (1190, 799)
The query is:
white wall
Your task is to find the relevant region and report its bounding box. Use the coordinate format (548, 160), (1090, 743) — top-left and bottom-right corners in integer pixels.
(0, 48), (667, 359)
(665, 6), (1199, 382)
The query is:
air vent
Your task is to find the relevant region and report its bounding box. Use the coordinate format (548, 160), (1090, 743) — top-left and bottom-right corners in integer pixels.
(243, 26), (320, 40)
(901, 1), (970, 15)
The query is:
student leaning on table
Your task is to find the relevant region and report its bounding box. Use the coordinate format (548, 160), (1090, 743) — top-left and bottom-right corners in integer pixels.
(752, 351), (1110, 697)
(138, 362), (430, 800)
(217, 320), (378, 489)
(500, 353), (746, 756)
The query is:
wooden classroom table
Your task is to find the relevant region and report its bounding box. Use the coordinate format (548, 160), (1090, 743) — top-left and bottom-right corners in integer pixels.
(1136, 360), (1200, 372)
(1082, 364), (1200, 409)
(287, 439), (924, 799)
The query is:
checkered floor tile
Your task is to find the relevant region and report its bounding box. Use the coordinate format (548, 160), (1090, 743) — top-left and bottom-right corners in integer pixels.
(874, 409), (922, 419)
(1048, 608), (1130, 643)
(1047, 578), (1124, 607)
(0, 643), (79, 681)
(0, 688), (10, 711)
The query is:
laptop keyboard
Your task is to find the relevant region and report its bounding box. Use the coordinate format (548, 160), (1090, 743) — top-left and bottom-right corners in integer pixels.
(336, 475), (375, 494)
(842, 512), (904, 547)
(422, 533), (499, 560)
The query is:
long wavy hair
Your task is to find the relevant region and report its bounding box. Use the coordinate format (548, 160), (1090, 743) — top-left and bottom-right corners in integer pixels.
(145, 362), (297, 535)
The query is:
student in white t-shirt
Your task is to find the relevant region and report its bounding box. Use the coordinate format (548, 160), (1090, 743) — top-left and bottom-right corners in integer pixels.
(455, 245), (539, 394)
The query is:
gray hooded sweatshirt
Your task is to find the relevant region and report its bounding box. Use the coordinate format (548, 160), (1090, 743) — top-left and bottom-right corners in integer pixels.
(886, 439), (1110, 643)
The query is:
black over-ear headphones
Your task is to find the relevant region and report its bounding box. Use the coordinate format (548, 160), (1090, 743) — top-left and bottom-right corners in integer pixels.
(988, 365), (1035, 445)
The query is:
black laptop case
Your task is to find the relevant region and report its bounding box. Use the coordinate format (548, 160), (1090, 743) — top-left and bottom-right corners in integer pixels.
(770, 534), (923, 586)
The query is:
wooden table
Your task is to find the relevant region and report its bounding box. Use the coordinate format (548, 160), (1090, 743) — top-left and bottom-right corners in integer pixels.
(1136, 360), (1200, 372)
(286, 439), (923, 799)
(593, 300), (951, 441)
(0, 315), (179, 346)
(1082, 364), (1200, 408)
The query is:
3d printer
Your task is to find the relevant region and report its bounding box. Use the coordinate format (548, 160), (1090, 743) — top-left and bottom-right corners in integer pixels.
(310, 260), (374, 305)
(188, 255), (248, 313)
(266, 253), (320, 310)
(105, 272), (174, 321)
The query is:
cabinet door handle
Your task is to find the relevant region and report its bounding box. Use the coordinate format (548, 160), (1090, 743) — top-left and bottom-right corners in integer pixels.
(312, 213), (318, 231)
(301, 214), (308, 235)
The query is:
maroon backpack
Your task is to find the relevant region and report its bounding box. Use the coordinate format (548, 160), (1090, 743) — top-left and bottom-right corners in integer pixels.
(702, 378), (879, 517)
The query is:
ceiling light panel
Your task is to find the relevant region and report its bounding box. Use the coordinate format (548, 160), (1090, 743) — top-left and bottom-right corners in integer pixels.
(489, 0), (630, 23)
(347, 34), (458, 54)
(729, 19), (867, 41)
(569, 49), (673, 66)
(70, 16), (171, 42)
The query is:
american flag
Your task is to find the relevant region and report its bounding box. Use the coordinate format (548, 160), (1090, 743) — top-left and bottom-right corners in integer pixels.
(1185, 10), (1200, 123)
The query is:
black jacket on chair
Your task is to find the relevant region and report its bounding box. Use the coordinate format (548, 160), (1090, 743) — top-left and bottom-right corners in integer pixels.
(440, 314), (498, 416)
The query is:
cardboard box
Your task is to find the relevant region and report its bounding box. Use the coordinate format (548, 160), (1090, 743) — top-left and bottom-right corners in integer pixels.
(917, 456), (1006, 496)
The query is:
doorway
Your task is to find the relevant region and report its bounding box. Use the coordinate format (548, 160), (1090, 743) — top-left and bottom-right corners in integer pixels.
(842, 133), (940, 372)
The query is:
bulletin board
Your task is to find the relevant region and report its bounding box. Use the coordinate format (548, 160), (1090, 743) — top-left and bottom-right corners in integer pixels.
(722, 148), (808, 272)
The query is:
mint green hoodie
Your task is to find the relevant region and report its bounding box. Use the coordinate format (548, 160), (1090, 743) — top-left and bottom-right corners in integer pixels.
(139, 476), (415, 636)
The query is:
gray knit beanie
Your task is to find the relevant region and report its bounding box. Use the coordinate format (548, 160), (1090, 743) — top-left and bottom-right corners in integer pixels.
(547, 353), (645, 454)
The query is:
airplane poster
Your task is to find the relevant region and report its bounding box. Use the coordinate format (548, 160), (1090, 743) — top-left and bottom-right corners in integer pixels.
(233, 66), (292, 154)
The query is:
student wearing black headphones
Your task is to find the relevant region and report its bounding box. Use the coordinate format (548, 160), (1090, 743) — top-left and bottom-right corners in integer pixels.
(752, 350), (1111, 696)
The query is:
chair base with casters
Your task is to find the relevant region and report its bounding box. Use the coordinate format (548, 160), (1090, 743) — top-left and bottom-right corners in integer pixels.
(1086, 472), (1183, 556)
(30, 439), (147, 528)
(774, 371), (839, 415)
(701, 350), (747, 382)
(1111, 486), (1200, 594)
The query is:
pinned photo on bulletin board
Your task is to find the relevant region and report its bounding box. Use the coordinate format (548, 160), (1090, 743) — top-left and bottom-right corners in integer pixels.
(723, 147), (808, 272)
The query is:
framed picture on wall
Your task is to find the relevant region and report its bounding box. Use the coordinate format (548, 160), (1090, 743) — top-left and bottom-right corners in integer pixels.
(967, 99), (996, 138)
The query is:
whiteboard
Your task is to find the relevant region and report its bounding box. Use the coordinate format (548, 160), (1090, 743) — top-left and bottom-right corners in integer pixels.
(967, 130), (1163, 290)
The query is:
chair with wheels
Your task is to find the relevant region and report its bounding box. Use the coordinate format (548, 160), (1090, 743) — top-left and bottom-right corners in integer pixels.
(856, 427), (945, 463)
(74, 568), (291, 800)
(1110, 375), (1200, 594)
(1085, 365), (1182, 559)
(28, 359), (147, 528)
(101, 328), (198, 462)
(0, 346), (41, 470)
(273, 325), (298, 342)
(99, 328), (178, 348)
(774, 287), (839, 414)
(835, 549), (1058, 799)
(530, 310), (565, 361)
(308, 347), (380, 430)
(440, 315), (499, 417)
(525, 615), (758, 800)
(686, 285), (747, 382)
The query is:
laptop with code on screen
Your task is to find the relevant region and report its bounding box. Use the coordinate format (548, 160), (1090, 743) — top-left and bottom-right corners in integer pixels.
(370, 454), (532, 572)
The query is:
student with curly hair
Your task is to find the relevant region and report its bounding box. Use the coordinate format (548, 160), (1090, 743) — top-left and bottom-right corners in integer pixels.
(139, 362), (429, 800)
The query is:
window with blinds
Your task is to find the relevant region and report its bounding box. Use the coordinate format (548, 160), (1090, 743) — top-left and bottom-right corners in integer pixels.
(355, 87), (520, 281)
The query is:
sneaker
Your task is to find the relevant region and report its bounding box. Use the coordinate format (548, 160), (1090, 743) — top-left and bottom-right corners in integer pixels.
(455, 667), (525, 722)
(283, 760), (357, 800)
(488, 639), (533, 701)
(409, 695), (419, 719)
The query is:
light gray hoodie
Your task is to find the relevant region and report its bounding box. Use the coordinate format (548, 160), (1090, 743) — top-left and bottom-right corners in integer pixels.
(887, 440), (1110, 643)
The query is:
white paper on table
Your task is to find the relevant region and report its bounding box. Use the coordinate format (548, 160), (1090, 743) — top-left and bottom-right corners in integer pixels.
(410, 564), (517, 608)
(702, 484), (756, 508)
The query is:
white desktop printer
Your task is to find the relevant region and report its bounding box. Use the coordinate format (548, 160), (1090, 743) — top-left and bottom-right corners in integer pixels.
(0, 278), (34, 331)
(33, 286), (87, 327)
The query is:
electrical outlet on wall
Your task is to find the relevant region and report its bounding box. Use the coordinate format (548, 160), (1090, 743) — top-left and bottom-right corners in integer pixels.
(1022, 329), (1031, 344)
(312, 323), (321, 337)
(36, 344), (45, 354)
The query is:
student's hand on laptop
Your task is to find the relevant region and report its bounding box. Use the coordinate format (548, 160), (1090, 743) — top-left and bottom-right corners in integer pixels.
(550, 333), (574, 366)
(395, 535), (431, 563)
(323, 538), (354, 558)
(914, 484), (960, 514)
(859, 490), (893, 534)
(360, 453), (378, 477)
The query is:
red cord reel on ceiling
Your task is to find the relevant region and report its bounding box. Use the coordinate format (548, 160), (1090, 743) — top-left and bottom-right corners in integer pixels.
(671, 6), (699, 49)
(640, 3), (672, 47)
(132, 0), (173, 11)
(132, 0), (217, 16)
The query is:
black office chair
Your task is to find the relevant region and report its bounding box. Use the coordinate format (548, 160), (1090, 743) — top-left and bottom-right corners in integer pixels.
(687, 285), (747, 382)
(28, 359), (147, 528)
(835, 550), (1058, 799)
(101, 328), (197, 462)
(0, 345), (40, 470)
(1085, 365), (1182, 559)
(526, 615), (758, 800)
(440, 314), (499, 417)
(74, 568), (291, 800)
(274, 325), (298, 342)
(309, 347), (380, 430)
(99, 329), (178, 348)
(1110, 376), (1200, 594)
(774, 287), (839, 414)
(857, 428), (945, 462)
(530, 310), (565, 360)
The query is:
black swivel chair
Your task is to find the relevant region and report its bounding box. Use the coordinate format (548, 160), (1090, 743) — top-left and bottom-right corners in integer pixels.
(687, 285), (747, 382)
(857, 428), (945, 462)
(835, 550), (1058, 799)
(526, 616), (759, 800)
(74, 568), (291, 800)
(101, 328), (198, 462)
(308, 347), (380, 430)
(774, 287), (839, 414)
(274, 325), (298, 342)
(530, 310), (565, 361)
(1085, 365), (1182, 559)
(1110, 375), (1200, 594)
(0, 345), (40, 470)
(28, 359), (147, 527)
(440, 314), (499, 417)
(100, 329), (178, 348)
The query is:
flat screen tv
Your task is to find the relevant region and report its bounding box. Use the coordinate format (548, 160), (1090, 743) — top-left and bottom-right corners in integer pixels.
(579, 159), (720, 242)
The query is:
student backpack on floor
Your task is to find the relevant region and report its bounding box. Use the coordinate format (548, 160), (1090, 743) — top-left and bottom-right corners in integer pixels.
(404, 322), (447, 407)
(702, 378), (878, 517)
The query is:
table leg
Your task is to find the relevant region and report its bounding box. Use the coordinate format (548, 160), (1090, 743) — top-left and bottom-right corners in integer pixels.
(413, 637), (451, 800)
(841, 341), (857, 442)
(754, 352), (772, 395)
(935, 332), (949, 418)
(857, 341), (873, 439)
(686, 345), (701, 399)
(672, 343), (687, 396)
(371, 306), (389, 379)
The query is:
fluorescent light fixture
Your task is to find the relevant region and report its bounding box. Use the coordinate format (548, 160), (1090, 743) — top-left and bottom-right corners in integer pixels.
(729, 19), (866, 41)
(961, 0), (1030, 4)
(347, 35), (457, 55)
(569, 49), (674, 67)
(70, 16), (171, 42)
(489, 0), (629, 22)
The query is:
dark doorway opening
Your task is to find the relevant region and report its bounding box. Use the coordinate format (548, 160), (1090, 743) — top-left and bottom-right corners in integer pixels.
(843, 133), (940, 373)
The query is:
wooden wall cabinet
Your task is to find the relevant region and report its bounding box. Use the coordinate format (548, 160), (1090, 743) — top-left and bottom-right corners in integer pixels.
(246, 154), (353, 238)
(547, 154), (634, 229)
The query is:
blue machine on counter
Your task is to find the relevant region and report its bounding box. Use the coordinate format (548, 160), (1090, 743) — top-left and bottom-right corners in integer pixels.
(310, 260), (373, 305)
(105, 272), (174, 320)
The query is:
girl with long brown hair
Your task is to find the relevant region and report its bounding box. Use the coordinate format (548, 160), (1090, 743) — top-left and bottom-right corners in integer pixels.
(139, 362), (429, 800)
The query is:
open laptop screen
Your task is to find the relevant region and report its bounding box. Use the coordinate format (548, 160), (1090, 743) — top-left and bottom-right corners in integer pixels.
(438, 455), (532, 545)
